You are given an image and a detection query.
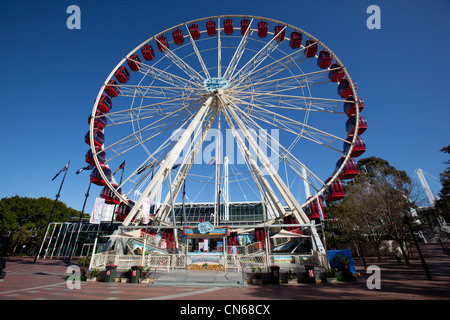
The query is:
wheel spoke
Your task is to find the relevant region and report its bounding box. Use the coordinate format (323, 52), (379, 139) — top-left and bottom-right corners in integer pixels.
(185, 24), (211, 78)
(228, 26), (286, 85)
(104, 97), (206, 159)
(235, 39), (319, 86)
(138, 60), (201, 88)
(226, 99), (326, 189)
(117, 83), (203, 100)
(155, 37), (205, 84)
(228, 95), (347, 150)
(238, 68), (336, 93)
(223, 18), (254, 79)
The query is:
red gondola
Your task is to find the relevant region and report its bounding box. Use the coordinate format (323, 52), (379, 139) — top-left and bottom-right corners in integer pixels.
(206, 20), (216, 37)
(90, 166), (112, 186)
(290, 31), (302, 49)
(274, 25), (285, 42)
(127, 54), (141, 71)
(141, 44), (155, 61)
(343, 136), (366, 158)
(328, 63), (345, 82)
(172, 29), (184, 45)
(308, 196), (327, 220)
(343, 96), (364, 116)
(114, 66), (130, 84)
(227, 233), (238, 246)
(223, 19), (233, 35)
(104, 79), (120, 98)
(189, 23), (200, 40)
(304, 39), (318, 58)
(157, 36), (169, 52)
(283, 216), (301, 234)
(116, 201), (135, 222)
(346, 115), (367, 136)
(336, 157), (359, 180)
(255, 227), (267, 249)
(96, 95), (112, 113)
(317, 50), (333, 69)
(257, 21), (268, 38)
(88, 112), (107, 130)
(324, 178), (346, 202)
(240, 19), (250, 35)
(85, 147), (106, 166)
(163, 229), (175, 249)
(337, 78), (356, 98)
(85, 130), (104, 147)
(101, 183), (122, 205)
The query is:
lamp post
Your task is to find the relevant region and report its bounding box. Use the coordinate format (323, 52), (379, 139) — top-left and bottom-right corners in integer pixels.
(402, 210), (432, 281)
(353, 225), (367, 269)
(34, 163), (70, 263)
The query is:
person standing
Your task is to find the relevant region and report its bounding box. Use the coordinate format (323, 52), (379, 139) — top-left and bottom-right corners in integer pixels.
(231, 245), (237, 266)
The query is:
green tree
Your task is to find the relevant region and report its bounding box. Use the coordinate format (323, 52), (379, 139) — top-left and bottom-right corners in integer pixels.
(327, 157), (420, 263)
(435, 145), (450, 223)
(0, 196), (82, 255)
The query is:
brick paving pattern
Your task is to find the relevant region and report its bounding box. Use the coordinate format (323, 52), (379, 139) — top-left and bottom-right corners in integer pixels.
(1, 243), (449, 301)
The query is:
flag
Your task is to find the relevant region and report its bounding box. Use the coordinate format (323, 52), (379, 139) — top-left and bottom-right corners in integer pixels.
(137, 160), (156, 175)
(52, 162), (70, 181)
(172, 163), (180, 170)
(76, 164), (94, 175)
(113, 160), (126, 175)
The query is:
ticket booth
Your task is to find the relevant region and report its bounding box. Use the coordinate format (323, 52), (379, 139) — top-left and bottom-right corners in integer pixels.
(183, 222), (229, 270)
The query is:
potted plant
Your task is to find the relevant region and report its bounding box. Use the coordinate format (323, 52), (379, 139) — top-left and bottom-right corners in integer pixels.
(87, 268), (99, 282)
(331, 254), (355, 281)
(324, 267), (337, 284)
(76, 257), (90, 280)
(121, 268), (131, 283)
(286, 269), (297, 284)
(332, 254), (349, 276)
(250, 265), (263, 284)
(138, 266), (154, 283)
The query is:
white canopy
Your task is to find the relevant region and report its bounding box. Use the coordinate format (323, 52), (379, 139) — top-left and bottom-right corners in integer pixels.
(270, 230), (310, 238)
(103, 229), (143, 239)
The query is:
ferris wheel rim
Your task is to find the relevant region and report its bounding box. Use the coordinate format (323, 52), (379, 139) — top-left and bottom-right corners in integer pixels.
(88, 14), (361, 218)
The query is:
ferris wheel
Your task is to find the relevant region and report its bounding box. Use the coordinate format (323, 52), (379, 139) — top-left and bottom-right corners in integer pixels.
(85, 15), (367, 227)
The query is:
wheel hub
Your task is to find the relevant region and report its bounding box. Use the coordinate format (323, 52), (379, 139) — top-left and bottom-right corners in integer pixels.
(203, 77), (231, 92)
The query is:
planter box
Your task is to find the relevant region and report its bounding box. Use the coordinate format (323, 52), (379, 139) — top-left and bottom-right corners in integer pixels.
(286, 279), (298, 284)
(326, 277), (338, 284)
(65, 275), (86, 282)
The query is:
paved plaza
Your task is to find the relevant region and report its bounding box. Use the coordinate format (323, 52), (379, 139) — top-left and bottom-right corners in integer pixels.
(0, 243), (449, 303)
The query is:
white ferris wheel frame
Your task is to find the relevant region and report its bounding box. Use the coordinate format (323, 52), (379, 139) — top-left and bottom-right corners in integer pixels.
(88, 14), (360, 227)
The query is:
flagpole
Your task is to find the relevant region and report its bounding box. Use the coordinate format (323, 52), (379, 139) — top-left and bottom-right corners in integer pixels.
(110, 162), (125, 229)
(182, 180), (187, 227)
(34, 162), (70, 263)
(168, 169), (179, 253)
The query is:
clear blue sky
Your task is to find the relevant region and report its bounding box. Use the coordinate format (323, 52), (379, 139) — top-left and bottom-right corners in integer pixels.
(0, 0), (448, 213)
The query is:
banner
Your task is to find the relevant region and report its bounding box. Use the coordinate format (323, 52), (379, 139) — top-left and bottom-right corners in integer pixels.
(186, 253), (225, 270)
(90, 197), (105, 224)
(101, 203), (114, 222)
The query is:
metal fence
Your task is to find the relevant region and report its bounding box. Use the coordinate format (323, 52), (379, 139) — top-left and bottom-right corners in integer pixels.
(90, 250), (329, 272)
